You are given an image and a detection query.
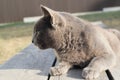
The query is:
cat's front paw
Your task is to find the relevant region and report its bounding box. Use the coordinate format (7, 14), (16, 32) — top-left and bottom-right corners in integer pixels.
(50, 67), (63, 76)
(82, 67), (100, 80)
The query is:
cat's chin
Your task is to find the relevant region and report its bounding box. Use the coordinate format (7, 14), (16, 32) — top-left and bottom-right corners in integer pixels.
(37, 45), (49, 50)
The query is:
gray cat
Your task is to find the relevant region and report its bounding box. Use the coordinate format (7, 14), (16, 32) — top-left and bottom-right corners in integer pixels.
(32, 5), (120, 80)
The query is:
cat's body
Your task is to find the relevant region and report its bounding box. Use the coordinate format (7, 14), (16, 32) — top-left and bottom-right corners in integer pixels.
(32, 5), (120, 80)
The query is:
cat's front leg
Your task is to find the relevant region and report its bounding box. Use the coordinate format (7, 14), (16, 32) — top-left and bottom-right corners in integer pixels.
(82, 53), (116, 80)
(50, 61), (72, 76)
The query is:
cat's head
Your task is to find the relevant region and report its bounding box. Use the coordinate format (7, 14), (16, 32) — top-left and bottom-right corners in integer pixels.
(32, 5), (67, 49)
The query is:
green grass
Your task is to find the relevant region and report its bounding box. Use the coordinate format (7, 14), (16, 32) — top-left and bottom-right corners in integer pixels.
(78, 11), (120, 28)
(0, 22), (34, 28)
(79, 11), (120, 21)
(0, 22), (34, 39)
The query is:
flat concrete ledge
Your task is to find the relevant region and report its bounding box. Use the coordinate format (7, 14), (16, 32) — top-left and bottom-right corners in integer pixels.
(0, 44), (55, 80)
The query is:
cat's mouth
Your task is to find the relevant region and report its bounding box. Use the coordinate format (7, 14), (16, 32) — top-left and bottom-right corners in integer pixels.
(32, 39), (40, 47)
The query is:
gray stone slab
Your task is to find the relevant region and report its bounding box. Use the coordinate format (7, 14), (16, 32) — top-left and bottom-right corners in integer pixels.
(0, 44), (55, 80)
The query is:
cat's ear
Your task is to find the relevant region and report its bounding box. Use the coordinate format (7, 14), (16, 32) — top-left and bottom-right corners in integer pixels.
(40, 5), (66, 27)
